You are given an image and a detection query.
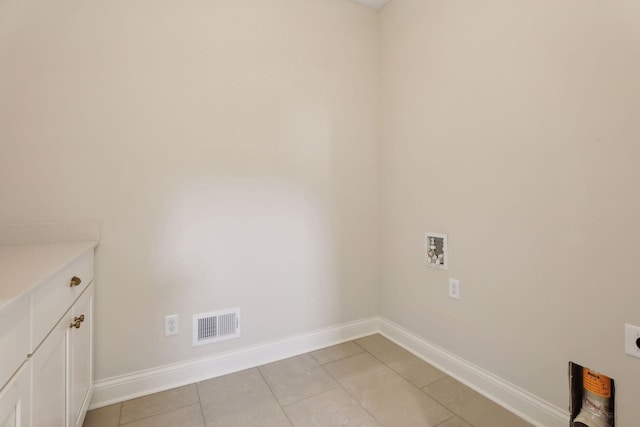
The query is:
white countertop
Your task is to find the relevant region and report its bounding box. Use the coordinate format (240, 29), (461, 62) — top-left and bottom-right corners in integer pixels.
(0, 241), (98, 312)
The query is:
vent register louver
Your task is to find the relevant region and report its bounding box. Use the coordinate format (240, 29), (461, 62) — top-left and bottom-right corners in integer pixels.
(193, 308), (240, 346)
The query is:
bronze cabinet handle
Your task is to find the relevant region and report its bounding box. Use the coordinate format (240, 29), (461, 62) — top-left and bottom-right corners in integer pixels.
(70, 276), (82, 287)
(70, 320), (82, 329)
(74, 315), (85, 323)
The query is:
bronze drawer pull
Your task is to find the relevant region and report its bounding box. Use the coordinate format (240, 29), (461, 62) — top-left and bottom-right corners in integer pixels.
(70, 276), (82, 287)
(74, 315), (85, 323)
(70, 320), (82, 329)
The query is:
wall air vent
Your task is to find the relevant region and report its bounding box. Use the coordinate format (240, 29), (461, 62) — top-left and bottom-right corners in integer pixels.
(192, 308), (240, 347)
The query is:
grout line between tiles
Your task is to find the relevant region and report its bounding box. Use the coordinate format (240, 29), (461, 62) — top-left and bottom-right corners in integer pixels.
(310, 342), (365, 366)
(433, 414), (457, 427)
(118, 402), (123, 426)
(357, 337), (443, 391)
(118, 403), (202, 426)
(421, 381), (477, 427)
(423, 374), (451, 390)
(256, 366), (294, 427)
(450, 414), (476, 427)
(318, 349), (383, 426)
(117, 385), (200, 426)
(279, 384), (343, 408)
(309, 354), (320, 364)
(354, 337), (460, 425)
(194, 381), (206, 426)
(276, 353), (347, 407)
(356, 335), (447, 390)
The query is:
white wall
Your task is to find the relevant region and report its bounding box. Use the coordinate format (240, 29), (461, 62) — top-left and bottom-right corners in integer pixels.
(0, 0), (380, 380)
(379, 0), (640, 424)
(4, 0), (640, 422)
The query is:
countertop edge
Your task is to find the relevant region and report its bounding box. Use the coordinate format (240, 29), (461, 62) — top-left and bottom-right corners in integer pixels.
(0, 240), (99, 314)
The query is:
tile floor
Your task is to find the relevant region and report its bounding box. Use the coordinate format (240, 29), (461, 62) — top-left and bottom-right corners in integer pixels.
(83, 334), (533, 427)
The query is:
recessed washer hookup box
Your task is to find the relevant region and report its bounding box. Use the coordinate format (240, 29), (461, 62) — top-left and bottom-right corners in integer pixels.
(569, 362), (615, 427)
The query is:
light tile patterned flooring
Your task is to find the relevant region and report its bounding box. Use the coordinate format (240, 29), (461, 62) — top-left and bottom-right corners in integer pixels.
(83, 334), (533, 427)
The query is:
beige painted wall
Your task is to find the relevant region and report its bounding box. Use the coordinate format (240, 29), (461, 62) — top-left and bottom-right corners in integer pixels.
(379, 0), (640, 423)
(3, 0), (640, 421)
(0, 0), (380, 379)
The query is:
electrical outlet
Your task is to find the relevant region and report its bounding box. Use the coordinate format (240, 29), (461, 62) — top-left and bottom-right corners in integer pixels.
(625, 324), (640, 359)
(165, 314), (179, 336)
(448, 278), (460, 300)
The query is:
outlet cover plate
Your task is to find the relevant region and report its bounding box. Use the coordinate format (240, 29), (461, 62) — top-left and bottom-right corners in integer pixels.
(448, 278), (460, 300)
(165, 314), (179, 336)
(625, 324), (640, 358)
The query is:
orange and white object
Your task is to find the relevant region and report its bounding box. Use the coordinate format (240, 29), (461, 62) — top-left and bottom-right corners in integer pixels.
(573, 369), (613, 427)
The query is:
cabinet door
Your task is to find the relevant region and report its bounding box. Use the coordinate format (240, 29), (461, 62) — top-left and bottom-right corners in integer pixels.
(0, 362), (31, 427)
(31, 312), (69, 427)
(68, 284), (93, 427)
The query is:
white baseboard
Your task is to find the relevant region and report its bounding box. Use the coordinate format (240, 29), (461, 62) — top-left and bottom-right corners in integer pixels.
(91, 316), (570, 427)
(379, 318), (569, 427)
(90, 316), (380, 409)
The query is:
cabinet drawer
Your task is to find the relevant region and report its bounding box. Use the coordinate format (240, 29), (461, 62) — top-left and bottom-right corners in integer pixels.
(31, 249), (93, 352)
(0, 294), (29, 390)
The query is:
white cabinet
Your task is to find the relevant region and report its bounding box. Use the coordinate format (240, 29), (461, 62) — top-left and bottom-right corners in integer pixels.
(0, 294), (29, 393)
(32, 284), (94, 427)
(31, 250), (93, 352)
(0, 242), (97, 427)
(68, 285), (93, 427)
(32, 314), (67, 427)
(0, 363), (30, 427)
